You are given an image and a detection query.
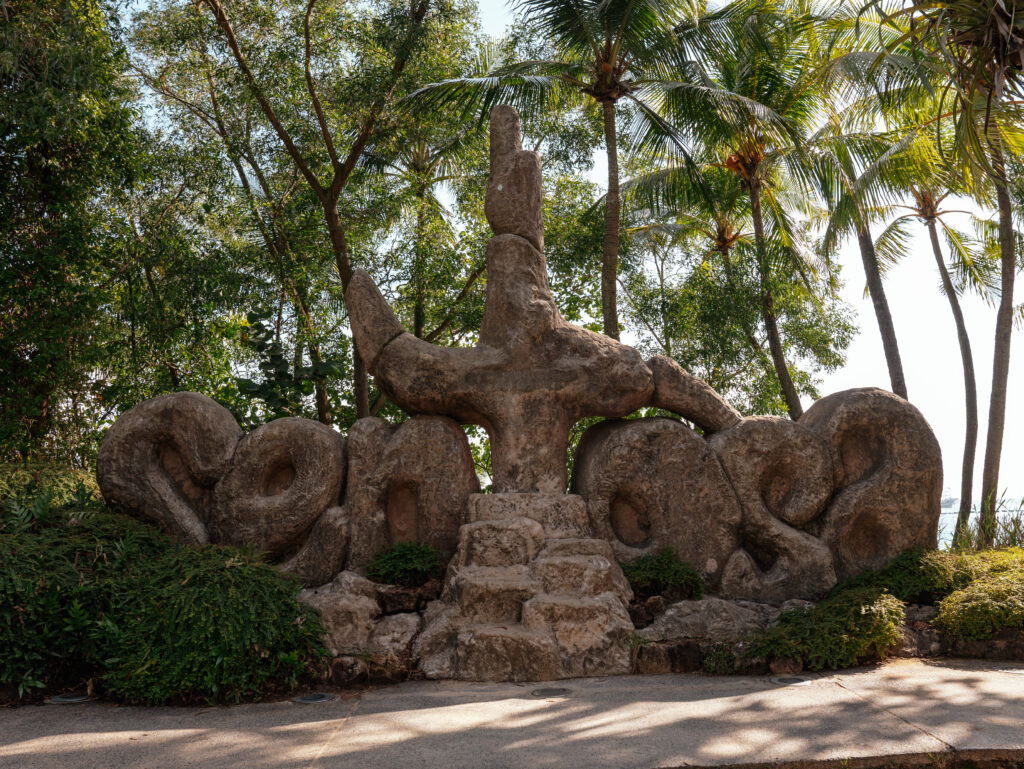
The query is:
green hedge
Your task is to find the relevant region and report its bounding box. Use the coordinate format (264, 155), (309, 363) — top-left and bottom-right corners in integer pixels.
(621, 548), (705, 601)
(1, 492), (324, 704)
(934, 567), (1024, 640)
(749, 587), (905, 671)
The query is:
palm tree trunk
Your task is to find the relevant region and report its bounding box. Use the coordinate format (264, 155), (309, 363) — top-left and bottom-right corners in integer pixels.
(749, 181), (803, 419)
(928, 220), (978, 544)
(979, 140), (1017, 544)
(601, 99), (621, 340)
(856, 224), (908, 400)
(414, 191), (426, 339)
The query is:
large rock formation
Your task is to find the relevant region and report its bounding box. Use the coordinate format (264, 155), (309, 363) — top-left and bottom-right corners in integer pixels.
(800, 388), (942, 581)
(96, 392), (242, 544)
(345, 415), (479, 571)
(210, 417), (346, 559)
(571, 417), (742, 588)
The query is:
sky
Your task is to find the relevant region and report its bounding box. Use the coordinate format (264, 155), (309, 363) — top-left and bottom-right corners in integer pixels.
(474, 0), (1024, 506)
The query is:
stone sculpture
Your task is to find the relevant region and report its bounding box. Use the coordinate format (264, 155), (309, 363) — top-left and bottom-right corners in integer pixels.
(96, 104), (944, 684)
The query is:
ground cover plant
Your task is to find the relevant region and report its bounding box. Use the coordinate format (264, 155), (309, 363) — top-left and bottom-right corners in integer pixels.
(0, 484), (325, 705)
(366, 542), (447, 587)
(750, 547), (1024, 670)
(621, 548), (705, 601)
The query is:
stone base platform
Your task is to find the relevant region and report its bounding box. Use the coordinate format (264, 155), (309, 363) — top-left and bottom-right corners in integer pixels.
(414, 493), (634, 681)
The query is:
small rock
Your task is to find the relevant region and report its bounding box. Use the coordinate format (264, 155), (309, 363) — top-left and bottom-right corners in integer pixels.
(667, 640), (703, 672)
(779, 599), (815, 614)
(637, 598), (779, 643)
(368, 613), (421, 656)
(906, 604), (937, 623)
(628, 602), (653, 629)
(376, 584), (420, 615)
(634, 643), (672, 675)
(770, 657), (803, 675)
(645, 595), (667, 616)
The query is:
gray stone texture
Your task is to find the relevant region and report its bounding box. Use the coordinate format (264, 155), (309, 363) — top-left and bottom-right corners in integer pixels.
(345, 415), (479, 571)
(209, 417), (346, 560)
(709, 416), (837, 602)
(96, 392), (242, 544)
(636, 597), (780, 643)
(800, 388), (942, 580)
(571, 417), (742, 588)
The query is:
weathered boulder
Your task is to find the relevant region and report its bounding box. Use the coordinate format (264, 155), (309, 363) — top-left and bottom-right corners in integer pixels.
(345, 415), (479, 571)
(280, 505), (351, 587)
(209, 417), (345, 559)
(368, 613), (421, 656)
(96, 392), (242, 544)
(571, 417), (742, 587)
(709, 416), (837, 603)
(636, 598), (780, 643)
(521, 593), (633, 677)
(800, 388), (942, 581)
(485, 104), (544, 252)
(298, 571), (380, 656)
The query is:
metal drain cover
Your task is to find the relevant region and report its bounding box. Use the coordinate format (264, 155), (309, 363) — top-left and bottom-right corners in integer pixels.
(770, 675), (814, 686)
(292, 692), (336, 704)
(49, 693), (90, 704)
(531, 687), (572, 697)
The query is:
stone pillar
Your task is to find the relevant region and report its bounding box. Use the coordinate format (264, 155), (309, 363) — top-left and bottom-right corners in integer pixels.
(413, 493), (634, 681)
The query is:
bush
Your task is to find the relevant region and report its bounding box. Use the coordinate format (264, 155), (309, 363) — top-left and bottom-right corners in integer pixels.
(366, 541), (446, 587)
(934, 568), (1024, 641)
(749, 587), (905, 671)
(104, 546), (324, 705)
(836, 547), (1024, 604)
(1, 491), (324, 704)
(0, 463), (99, 509)
(621, 548), (704, 601)
(702, 643), (736, 675)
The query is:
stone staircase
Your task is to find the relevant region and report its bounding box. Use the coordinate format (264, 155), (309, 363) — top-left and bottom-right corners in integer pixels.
(414, 494), (634, 681)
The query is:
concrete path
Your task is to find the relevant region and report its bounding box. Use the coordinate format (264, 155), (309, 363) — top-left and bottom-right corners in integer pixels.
(2, 659), (1023, 769)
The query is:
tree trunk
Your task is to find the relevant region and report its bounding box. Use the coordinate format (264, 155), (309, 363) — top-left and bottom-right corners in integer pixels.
(979, 141), (1017, 544)
(856, 224), (908, 400)
(749, 181), (803, 419)
(414, 190), (426, 339)
(928, 220), (978, 545)
(600, 99), (621, 340)
(324, 205), (369, 418)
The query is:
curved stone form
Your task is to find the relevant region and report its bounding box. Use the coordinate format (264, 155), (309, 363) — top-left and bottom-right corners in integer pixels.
(800, 388), (942, 581)
(345, 106), (654, 494)
(209, 417), (346, 560)
(648, 355), (742, 433)
(346, 416), (480, 571)
(279, 504), (351, 587)
(96, 392), (242, 544)
(571, 417), (742, 588)
(709, 417), (837, 603)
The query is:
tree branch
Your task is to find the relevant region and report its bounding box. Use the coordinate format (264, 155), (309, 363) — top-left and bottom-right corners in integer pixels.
(303, 0), (340, 170)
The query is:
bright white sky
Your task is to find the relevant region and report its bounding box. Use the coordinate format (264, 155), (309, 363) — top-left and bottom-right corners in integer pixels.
(476, 0), (1024, 507)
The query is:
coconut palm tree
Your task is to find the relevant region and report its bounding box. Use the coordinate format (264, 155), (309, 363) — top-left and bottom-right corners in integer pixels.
(874, 159), (995, 543)
(878, 0), (1024, 542)
(642, 0), (831, 418)
(408, 0), (689, 340)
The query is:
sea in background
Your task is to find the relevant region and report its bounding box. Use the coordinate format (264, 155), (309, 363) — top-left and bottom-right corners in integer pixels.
(937, 497), (1024, 548)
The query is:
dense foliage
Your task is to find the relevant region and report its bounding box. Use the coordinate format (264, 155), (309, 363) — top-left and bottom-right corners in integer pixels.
(366, 542), (447, 587)
(621, 548), (705, 601)
(0, 491), (324, 704)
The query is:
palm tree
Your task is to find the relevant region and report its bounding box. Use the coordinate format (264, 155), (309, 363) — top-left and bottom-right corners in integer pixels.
(645, 0), (831, 418)
(409, 0), (688, 340)
(880, 0), (1024, 542)
(874, 159), (993, 543)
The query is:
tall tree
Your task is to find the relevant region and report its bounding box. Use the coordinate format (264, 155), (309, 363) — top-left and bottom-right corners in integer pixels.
(0, 0), (137, 462)
(881, 0), (1024, 541)
(410, 0), (687, 340)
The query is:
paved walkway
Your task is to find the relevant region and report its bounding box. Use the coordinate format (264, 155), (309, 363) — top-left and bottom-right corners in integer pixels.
(1, 659), (1023, 768)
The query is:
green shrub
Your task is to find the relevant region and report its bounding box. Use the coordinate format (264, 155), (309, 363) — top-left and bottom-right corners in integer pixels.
(621, 548), (704, 601)
(366, 541), (446, 587)
(104, 546), (324, 705)
(1, 492), (324, 704)
(934, 567), (1024, 640)
(836, 547), (1024, 604)
(702, 643), (736, 675)
(0, 463), (99, 509)
(749, 587), (905, 671)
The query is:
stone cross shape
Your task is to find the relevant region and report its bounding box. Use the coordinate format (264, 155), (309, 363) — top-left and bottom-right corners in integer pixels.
(346, 106), (739, 493)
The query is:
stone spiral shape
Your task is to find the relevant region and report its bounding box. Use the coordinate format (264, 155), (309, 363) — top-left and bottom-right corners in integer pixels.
(709, 416), (837, 603)
(800, 388), (942, 581)
(96, 392), (243, 545)
(209, 417), (346, 560)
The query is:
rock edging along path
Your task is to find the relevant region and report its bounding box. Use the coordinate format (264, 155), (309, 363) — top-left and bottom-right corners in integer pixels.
(2, 659), (1023, 769)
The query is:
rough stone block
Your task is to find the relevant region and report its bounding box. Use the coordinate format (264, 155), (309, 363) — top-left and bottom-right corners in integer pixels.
(531, 554), (632, 602)
(521, 594), (633, 677)
(452, 566), (541, 623)
(467, 493), (590, 538)
(454, 624), (561, 682)
(456, 517), (546, 567)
